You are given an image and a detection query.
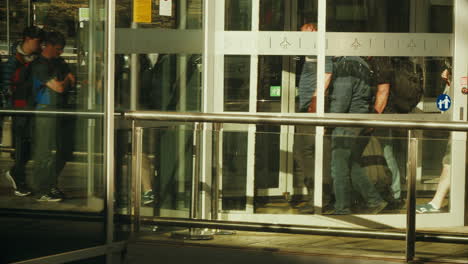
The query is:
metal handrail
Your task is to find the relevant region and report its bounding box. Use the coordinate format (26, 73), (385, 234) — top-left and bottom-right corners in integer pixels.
(124, 111), (468, 131)
(124, 110), (467, 263)
(0, 109), (105, 117)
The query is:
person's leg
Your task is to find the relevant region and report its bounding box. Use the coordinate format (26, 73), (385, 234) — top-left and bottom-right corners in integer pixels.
(33, 116), (58, 197)
(328, 76), (355, 214)
(331, 128), (353, 214)
(8, 117), (31, 191)
(380, 129), (401, 200)
(54, 117), (74, 178)
(430, 164), (450, 209)
(349, 132), (387, 212)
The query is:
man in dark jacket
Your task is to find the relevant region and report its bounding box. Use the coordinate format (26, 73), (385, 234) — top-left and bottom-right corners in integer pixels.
(1, 26), (44, 196)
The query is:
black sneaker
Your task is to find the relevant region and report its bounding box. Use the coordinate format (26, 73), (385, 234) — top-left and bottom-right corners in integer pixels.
(37, 188), (64, 202)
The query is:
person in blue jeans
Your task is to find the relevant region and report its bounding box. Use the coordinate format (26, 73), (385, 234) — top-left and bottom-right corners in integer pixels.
(329, 56), (388, 214)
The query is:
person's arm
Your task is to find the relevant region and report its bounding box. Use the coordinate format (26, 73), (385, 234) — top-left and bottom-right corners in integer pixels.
(45, 78), (66, 93)
(313, 73), (332, 96)
(374, 83), (390, 113)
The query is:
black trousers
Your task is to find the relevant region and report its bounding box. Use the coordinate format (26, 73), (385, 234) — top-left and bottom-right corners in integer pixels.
(10, 116), (32, 186)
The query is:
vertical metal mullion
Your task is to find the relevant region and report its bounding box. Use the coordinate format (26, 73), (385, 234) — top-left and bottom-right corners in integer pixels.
(245, 0), (260, 213)
(105, 0), (116, 261)
(314, 0), (327, 214)
(406, 130), (417, 262)
(450, 0), (468, 228)
(200, 0), (218, 219)
(87, 0), (97, 207)
(177, 0), (188, 210)
(6, 0), (10, 55)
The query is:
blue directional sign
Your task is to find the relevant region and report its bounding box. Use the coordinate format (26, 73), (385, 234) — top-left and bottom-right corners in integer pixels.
(436, 94), (451, 111)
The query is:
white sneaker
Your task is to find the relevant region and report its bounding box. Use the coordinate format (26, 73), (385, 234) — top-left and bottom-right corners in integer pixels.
(5, 171), (17, 190)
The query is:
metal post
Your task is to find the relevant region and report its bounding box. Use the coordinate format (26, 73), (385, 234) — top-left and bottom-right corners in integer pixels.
(87, 0), (98, 207)
(6, 0), (10, 55)
(211, 123), (234, 235)
(105, 0), (117, 261)
(171, 122), (213, 240)
(130, 24), (139, 111)
(131, 122), (143, 233)
(406, 130), (417, 262)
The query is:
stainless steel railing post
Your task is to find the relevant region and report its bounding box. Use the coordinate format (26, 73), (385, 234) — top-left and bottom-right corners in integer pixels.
(406, 130), (418, 262)
(131, 121), (143, 233)
(210, 123), (235, 235)
(211, 123), (220, 221)
(171, 122), (213, 240)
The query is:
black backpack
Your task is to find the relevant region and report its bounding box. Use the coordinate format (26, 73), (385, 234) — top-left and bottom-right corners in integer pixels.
(391, 58), (424, 113)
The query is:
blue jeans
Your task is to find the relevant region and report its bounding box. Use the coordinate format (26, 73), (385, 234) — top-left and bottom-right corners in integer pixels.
(330, 74), (384, 213)
(375, 129), (402, 200)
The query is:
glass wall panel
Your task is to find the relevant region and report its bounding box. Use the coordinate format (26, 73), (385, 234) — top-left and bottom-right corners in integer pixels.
(0, 1), (7, 54)
(326, 0), (453, 33)
(115, 53), (202, 112)
(221, 129), (247, 211)
(417, 133), (452, 213)
(224, 55), (250, 112)
(0, 0), (107, 262)
(115, 126), (194, 219)
(225, 0), (252, 31)
(260, 0), (318, 31)
(116, 0), (203, 29)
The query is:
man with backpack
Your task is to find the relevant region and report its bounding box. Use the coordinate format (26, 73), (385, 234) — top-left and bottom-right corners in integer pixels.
(1, 26), (44, 197)
(31, 31), (75, 202)
(369, 56), (424, 205)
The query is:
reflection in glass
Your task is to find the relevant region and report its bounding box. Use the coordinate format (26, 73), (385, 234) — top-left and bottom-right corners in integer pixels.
(224, 55), (250, 112)
(257, 56), (282, 113)
(0, 0), (106, 261)
(116, 126), (194, 219)
(116, 0), (203, 29)
(221, 131), (247, 211)
(254, 125), (280, 190)
(260, 0), (318, 31)
(225, 0), (252, 31)
(417, 132), (452, 213)
(326, 0), (453, 33)
(115, 54), (202, 112)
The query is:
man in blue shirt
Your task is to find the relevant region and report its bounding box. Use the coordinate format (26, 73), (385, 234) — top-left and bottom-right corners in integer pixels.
(31, 31), (75, 202)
